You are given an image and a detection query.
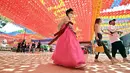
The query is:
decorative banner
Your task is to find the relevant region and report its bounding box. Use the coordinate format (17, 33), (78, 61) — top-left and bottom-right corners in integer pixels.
(100, 14), (130, 40)
(120, 0), (130, 5)
(0, 0), (130, 42)
(110, 0), (122, 8)
(101, 0), (114, 11)
(40, 0), (45, 5)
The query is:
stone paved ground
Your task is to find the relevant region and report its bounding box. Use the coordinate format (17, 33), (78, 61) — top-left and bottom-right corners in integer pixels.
(0, 52), (130, 73)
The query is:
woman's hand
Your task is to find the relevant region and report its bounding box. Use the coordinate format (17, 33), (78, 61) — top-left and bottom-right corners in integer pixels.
(73, 31), (76, 35)
(118, 31), (123, 34)
(101, 29), (104, 33)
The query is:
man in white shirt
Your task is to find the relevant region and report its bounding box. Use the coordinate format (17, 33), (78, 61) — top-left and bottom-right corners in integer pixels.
(108, 19), (129, 62)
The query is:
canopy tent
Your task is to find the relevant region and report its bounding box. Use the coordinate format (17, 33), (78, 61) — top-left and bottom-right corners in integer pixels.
(0, 0), (130, 42)
(0, 0), (94, 41)
(0, 33), (20, 46)
(0, 33), (16, 40)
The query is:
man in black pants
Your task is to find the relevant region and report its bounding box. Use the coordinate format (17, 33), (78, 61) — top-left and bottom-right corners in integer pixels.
(108, 19), (130, 62)
(31, 42), (36, 53)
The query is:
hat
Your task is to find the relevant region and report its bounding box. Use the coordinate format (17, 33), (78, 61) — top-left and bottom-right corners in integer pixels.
(109, 19), (116, 24)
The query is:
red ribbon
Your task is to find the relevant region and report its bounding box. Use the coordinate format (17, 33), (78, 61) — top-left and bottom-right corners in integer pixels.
(48, 22), (73, 45)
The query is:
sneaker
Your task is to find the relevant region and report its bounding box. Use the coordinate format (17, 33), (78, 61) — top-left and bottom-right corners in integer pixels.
(123, 59), (130, 63)
(94, 59), (102, 63)
(113, 58), (120, 63)
(111, 59), (117, 64)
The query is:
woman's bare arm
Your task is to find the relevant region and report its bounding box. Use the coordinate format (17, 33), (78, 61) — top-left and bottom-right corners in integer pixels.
(58, 17), (70, 30)
(94, 24), (99, 38)
(101, 29), (111, 35)
(58, 18), (65, 30)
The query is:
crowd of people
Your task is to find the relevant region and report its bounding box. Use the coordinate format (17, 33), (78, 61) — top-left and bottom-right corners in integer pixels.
(16, 40), (53, 53)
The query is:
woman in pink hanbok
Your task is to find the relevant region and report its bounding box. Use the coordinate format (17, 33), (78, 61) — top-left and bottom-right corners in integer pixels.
(49, 8), (86, 68)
